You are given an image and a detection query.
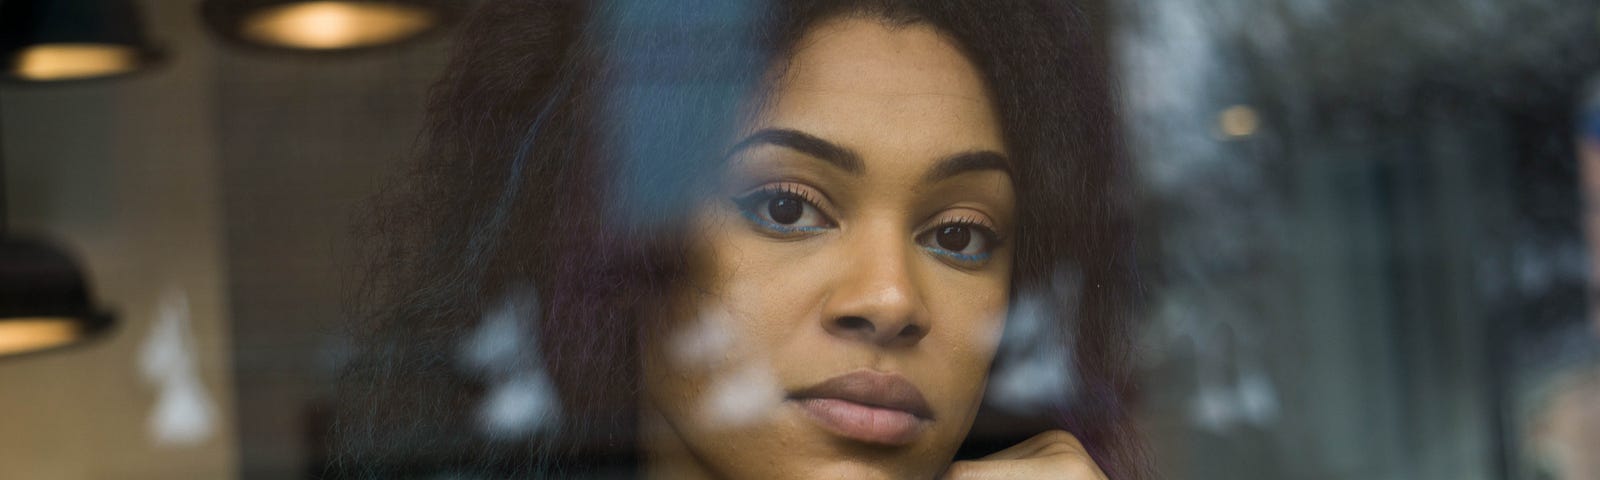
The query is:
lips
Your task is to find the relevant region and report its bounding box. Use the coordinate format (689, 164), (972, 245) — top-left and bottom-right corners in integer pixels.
(789, 370), (933, 446)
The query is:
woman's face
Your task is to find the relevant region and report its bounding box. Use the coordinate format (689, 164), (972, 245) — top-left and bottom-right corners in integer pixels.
(640, 17), (1016, 479)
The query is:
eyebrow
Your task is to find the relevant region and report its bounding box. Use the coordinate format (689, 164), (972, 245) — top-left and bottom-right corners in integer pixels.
(726, 128), (863, 175)
(920, 150), (1012, 184)
(725, 127), (1011, 183)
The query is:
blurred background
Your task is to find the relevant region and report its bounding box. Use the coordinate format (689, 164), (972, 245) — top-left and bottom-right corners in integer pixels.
(1, 0), (1597, 478)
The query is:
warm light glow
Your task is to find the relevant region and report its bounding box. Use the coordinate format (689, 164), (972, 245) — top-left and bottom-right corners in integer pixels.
(1219, 105), (1261, 138)
(0, 318), (81, 356)
(11, 44), (141, 81)
(240, 1), (436, 50)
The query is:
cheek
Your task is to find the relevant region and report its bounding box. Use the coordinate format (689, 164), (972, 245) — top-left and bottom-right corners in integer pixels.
(642, 296), (793, 438)
(704, 224), (830, 341)
(641, 225), (817, 426)
(931, 297), (1008, 377)
(920, 266), (1012, 411)
(927, 247), (1011, 341)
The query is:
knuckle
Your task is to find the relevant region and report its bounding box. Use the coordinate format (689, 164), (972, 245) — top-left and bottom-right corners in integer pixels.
(1058, 452), (1106, 480)
(942, 460), (981, 480)
(1023, 455), (1094, 480)
(1038, 430), (1088, 452)
(1039, 429), (1075, 444)
(1035, 431), (1103, 479)
(1040, 442), (1078, 456)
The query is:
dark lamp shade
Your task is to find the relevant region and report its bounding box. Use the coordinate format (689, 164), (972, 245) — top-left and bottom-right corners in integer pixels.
(0, 0), (162, 82)
(0, 239), (112, 358)
(203, 0), (461, 52)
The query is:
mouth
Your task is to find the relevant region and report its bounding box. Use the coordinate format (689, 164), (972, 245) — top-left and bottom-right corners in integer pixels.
(788, 370), (934, 446)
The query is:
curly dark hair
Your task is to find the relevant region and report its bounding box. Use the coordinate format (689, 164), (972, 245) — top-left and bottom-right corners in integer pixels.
(331, 0), (1149, 478)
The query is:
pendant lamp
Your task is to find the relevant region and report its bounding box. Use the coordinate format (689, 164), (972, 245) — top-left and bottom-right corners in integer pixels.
(0, 238), (113, 358)
(0, 0), (163, 82)
(202, 0), (462, 53)
(0, 11), (122, 356)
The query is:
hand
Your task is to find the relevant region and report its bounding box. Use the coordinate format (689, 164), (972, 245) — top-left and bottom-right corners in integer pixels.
(939, 430), (1109, 480)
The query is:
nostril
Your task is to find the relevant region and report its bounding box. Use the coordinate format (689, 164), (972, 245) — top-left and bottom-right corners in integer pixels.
(896, 324), (923, 340)
(835, 316), (874, 333)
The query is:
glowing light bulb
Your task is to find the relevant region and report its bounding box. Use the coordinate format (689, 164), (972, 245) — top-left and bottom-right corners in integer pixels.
(12, 44), (141, 81)
(1219, 105), (1260, 138)
(239, 1), (436, 50)
(0, 318), (81, 356)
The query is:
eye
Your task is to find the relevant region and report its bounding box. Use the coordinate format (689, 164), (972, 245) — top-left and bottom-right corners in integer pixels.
(731, 184), (833, 234)
(917, 219), (1001, 264)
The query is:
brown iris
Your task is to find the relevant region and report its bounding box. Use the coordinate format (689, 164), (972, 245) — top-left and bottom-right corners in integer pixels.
(768, 196), (804, 224)
(935, 225), (971, 251)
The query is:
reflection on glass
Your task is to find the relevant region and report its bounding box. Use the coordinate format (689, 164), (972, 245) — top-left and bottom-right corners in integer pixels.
(239, 1), (435, 50)
(1216, 105), (1259, 139)
(0, 317), (79, 356)
(10, 44), (141, 81)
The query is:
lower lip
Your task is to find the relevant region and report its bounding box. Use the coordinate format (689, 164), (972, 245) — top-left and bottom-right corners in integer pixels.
(792, 397), (926, 446)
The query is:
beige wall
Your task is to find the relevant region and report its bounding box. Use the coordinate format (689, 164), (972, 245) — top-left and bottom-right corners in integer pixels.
(0, 0), (237, 477)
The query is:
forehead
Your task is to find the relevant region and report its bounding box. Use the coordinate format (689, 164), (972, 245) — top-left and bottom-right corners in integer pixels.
(751, 17), (1006, 167)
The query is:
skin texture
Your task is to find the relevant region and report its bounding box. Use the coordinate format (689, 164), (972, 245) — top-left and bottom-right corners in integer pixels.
(637, 17), (1108, 479)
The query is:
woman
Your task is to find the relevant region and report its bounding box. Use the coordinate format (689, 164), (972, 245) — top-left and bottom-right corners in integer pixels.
(336, 0), (1147, 478)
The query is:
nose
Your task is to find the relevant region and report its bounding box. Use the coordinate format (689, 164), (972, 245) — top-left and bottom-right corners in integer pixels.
(821, 228), (931, 348)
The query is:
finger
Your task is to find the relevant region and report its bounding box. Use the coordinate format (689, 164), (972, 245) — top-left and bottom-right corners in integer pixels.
(941, 455), (1107, 480)
(981, 430), (1087, 461)
(979, 431), (1061, 460)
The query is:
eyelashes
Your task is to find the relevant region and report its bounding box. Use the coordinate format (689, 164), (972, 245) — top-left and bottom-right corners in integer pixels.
(729, 182), (1005, 266)
(916, 216), (1003, 263)
(731, 184), (833, 234)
